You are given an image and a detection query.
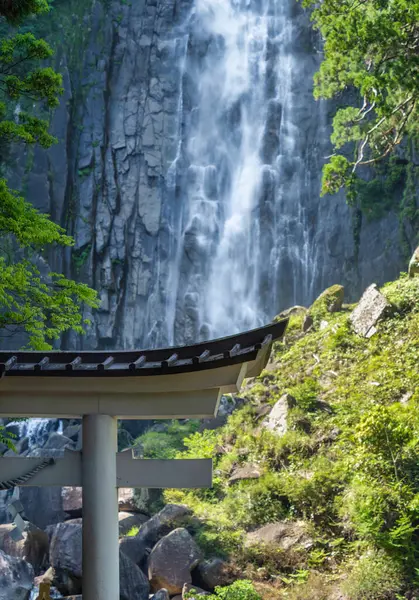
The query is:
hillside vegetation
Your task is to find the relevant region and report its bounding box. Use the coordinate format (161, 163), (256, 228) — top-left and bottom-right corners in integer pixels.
(135, 273), (419, 600)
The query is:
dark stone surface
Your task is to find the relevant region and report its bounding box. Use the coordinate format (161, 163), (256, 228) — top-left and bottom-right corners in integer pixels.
(1, 0), (414, 353)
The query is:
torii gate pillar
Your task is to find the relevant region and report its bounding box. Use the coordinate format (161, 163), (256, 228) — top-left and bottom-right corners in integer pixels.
(82, 414), (119, 600)
(0, 320), (288, 600)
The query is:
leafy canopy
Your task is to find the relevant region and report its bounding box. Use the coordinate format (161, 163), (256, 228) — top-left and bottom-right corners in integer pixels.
(0, 1), (98, 352)
(0, 0), (50, 25)
(303, 0), (419, 195)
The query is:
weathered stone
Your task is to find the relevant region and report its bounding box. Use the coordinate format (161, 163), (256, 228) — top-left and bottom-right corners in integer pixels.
(19, 487), (64, 530)
(120, 550), (149, 600)
(183, 583), (210, 598)
(229, 464), (261, 484)
(151, 589), (170, 600)
(62, 488), (82, 517)
(148, 528), (202, 594)
(119, 512), (149, 536)
(136, 504), (191, 547)
(62, 425), (81, 442)
(0, 549), (34, 600)
(119, 488), (143, 513)
(119, 535), (148, 567)
(49, 521), (82, 594)
(276, 306), (307, 320)
(261, 394), (296, 436)
(408, 246), (419, 278)
(302, 314), (313, 332)
(49, 520), (149, 598)
(0, 522), (49, 574)
(309, 285), (345, 322)
(195, 558), (231, 591)
(246, 521), (313, 551)
(350, 284), (392, 337)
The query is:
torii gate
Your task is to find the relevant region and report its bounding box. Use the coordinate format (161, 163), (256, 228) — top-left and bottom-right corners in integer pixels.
(0, 321), (287, 600)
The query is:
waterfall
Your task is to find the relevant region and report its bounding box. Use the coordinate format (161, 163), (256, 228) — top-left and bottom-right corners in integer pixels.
(171, 0), (324, 343)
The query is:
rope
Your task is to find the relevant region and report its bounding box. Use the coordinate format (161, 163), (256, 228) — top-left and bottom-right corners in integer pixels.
(0, 458), (55, 490)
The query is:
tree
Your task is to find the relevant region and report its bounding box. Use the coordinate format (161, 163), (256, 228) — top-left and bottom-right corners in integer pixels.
(0, 1), (98, 351)
(0, 0), (49, 25)
(303, 0), (419, 196)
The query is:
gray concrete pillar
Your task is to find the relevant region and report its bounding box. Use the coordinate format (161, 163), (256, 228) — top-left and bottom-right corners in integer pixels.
(82, 414), (119, 600)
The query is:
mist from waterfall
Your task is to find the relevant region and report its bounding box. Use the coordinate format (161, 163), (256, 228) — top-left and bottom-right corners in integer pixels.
(170, 0), (322, 344)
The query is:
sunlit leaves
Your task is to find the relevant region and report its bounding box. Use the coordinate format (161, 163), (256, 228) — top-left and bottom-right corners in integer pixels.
(0, 4), (98, 351)
(0, 0), (50, 24)
(303, 0), (419, 193)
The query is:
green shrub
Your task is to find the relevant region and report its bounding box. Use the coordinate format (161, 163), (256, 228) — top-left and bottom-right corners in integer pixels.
(205, 581), (262, 600)
(287, 378), (321, 412)
(223, 473), (287, 528)
(285, 573), (332, 600)
(135, 420), (200, 459)
(341, 551), (403, 600)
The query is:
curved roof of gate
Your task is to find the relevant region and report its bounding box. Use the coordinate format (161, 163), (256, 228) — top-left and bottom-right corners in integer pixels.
(0, 320), (288, 378)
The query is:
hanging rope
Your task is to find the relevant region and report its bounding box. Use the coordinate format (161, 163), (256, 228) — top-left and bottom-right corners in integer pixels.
(0, 458), (55, 490)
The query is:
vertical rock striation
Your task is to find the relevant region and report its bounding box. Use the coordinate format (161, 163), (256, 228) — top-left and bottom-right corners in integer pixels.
(13, 0), (411, 350)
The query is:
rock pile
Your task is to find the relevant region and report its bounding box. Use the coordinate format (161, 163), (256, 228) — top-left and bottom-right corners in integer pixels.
(0, 504), (231, 600)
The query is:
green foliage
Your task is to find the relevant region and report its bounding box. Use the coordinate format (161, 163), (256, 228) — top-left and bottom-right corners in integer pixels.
(0, 424), (16, 450)
(302, 0), (419, 195)
(72, 244), (92, 273)
(341, 551), (403, 600)
(0, 179), (71, 247)
(0, 0), (49, 24)
(164, 275), (419, 595)
(288, 378), (320, 412)
(197, 581), (261, 600)
(0, 2), (98, 350)
(135, 420), (200, 459)
(347, 156), (407, 220)
(308, 284), (345, 327)
(223, 474), (287, 529)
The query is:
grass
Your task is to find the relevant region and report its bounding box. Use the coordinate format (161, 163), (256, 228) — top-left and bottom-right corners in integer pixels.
(163, 273), (419, 598)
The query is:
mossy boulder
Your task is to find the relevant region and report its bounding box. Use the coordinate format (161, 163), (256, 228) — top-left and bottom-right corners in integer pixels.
(307, 284), (344, 326)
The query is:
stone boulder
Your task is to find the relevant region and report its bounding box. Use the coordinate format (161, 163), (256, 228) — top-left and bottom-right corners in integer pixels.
(62, 487), (150, 519)
(246, 521), (313, 551)
(409, 246), (419, 278)
(119, 512), (149, 536)
(350, 284), (392, 337)
(151, 589), (170, 600)
(49, 520), (149, 599)
(120, 550), (149, 600)
(148, 528), (202, 594)
(275, 306), (307, 320)
(43, 434), (73, 451)
(302, 314), (313, 333)
(0, 549), (34, 600)
(19, 487), (65, 530)
(62, 487), (82, 518)
(228, 464), (261, 484)
(49, 520), (82, 595)
(119, 535), (148, 567)
(0, 522), (49, 573)
(119, 488), (143, 513)
(309, 285), (345, 323)
(136, 504), (191, 547)
(183, 583), (210, 598)
(261, 393), (296, 436)
(194, 558), (231, 590)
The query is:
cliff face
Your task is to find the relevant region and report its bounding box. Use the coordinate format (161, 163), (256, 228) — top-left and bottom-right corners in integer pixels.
(8, 0), (413, 351)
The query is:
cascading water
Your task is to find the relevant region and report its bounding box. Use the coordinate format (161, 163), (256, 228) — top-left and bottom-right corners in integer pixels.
(171, 0), (324, 344)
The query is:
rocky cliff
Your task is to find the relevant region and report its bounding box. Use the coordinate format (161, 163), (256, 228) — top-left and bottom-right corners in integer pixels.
(7, 0), (415, 351)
